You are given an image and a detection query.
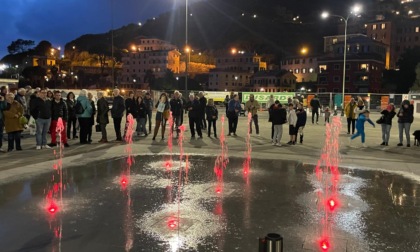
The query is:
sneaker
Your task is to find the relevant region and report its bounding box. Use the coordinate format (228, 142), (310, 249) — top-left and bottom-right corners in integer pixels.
(0, 148), (5, 153)
(47, 143), (56, 147)
(397, 143), (403, 146)
(287, 141), (293, 145)
(272, 142), (276, 146)
(385, 142), (388, 146)
(42, 145), (51, 149)
(16, 147), (22, 151)
(233, 133), (237, 136)
(256, 133), (260, 136)
(198, 135), (203, 139)
(362, 143), (368, 148)
(64, 143), (70, 147)
(275, 143), (282, 146)
(380, 142), (385, 146)
(36, 146), (41, 150)
(407, 144), (411, 147)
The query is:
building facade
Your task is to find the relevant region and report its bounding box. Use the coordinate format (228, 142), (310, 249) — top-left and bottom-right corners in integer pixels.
(280, 56), (318, 83)
(248, 70), (297, 92)
(208, 52), (266, 91)
(121, 38), (180, 88)
(366, 17), (420, 69)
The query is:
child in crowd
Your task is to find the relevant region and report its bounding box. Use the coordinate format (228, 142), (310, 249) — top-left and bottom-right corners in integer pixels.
(324, 106), (331, 124)
(295, 103), (307, 144)
(349, 110), (375, 147)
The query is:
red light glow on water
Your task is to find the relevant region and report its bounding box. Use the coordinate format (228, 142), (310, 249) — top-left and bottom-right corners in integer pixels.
(320, 239), (330, 251)
(327, 198), (339, 211)
(167, 219), (178, 229)
(120, 176), (129, 190)
(47, 202), (59, 214)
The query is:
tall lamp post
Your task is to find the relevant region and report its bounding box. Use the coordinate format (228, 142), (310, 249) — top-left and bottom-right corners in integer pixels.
(321, 4), (362, 116)
(184, 0), (189, 95)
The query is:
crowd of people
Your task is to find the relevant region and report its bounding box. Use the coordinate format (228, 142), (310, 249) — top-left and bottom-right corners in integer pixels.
(0, 85), (417, 153)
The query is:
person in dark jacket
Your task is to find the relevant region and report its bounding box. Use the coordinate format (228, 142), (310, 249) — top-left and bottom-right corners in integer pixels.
(380, 103), (396, 146)
(198, 92), (207, 130)
(270, 100), (287, 146)
(87, 92), (96, 142)
(295, 103), (307, 144)
(152, 93), (170, 140)
(170, 91), (183, 138)
(96, 91), (109, 143)
(66, 92), (78, 139)
(30, 89), (52, 149)
(125, 91), (137, 118)
(205, 98), (218, 138)
(185, 94), (202, 139)
(310, 95), (321, 124)
(111, 89), (125, 141)
(135, 95), (148, 136)
(48, 90), (69, 147)
(227, 94), (241, 136)
(144, 92), (154, 132)
(397, 100), (414, 147)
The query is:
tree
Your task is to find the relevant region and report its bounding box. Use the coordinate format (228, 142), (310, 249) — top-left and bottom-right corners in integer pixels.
(396, 46), (420, 93)
(21, 66), (47, 88)
(411, 63), (420, 92)
(7, 39), (35, 54)
(34, 40), (52, 56)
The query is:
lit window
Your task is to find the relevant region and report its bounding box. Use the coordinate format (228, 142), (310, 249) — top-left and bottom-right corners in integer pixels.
(295, 69), (299, 73)
(416, 27), (419, 33)
(319, 65), (327, 72)
(381, 23), (386, 29)
(309, 68), (314, 73)
(360, 63), (369, 70)
(332, 38), (338, 44)
(373, 24), (377, 30)
(302, 68), (306, 73)
(361, 76), (369, 81)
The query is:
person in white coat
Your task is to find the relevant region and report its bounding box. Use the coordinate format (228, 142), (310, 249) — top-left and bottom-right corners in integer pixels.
(287, 103), (297, 145)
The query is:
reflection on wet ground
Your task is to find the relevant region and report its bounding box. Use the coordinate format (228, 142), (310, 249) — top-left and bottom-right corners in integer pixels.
(0, 155), (420, 252)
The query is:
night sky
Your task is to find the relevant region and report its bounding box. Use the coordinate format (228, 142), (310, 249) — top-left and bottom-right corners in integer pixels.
(0, 0), (197, 58)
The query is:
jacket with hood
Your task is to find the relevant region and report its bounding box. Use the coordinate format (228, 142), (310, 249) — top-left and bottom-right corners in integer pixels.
(397, 100), (414, 124)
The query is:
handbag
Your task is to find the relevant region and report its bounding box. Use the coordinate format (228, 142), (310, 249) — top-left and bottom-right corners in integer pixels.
(376, 116), (384, 124)
(163, 109), (170, 120)
(19, 116), (28, 126)
(95, 124), (101, 132)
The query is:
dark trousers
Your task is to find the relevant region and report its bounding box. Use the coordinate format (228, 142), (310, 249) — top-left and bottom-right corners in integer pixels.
(347, 118), (356, 134)
(100, 123), (108, 140)
(0, 119), (4, 148)
(87, 118), (94, 141)
(78, 117), (90, 143)
(7, 131), (21, 150)
(145, 110), (152, 132)
(249, 114), (259, 134)
(228, 116), (238, 134)
(312, 109), (319, 123)
(67, 117), (77, 138)
(201, 114), (207, 129)
(189, 117), (202, 137)
(113, 117), (122, 140)
(207, 119), (217, 136)
(271, 123), (274, 139)
(173, 115), (182, 136)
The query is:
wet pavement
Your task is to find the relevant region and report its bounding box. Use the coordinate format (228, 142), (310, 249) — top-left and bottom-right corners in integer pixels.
(1, 155), (420, 251)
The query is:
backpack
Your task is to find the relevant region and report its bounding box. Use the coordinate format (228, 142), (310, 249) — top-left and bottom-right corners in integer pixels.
(74, 101), (84, 115)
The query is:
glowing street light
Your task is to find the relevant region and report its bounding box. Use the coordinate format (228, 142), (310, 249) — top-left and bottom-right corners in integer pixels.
(131, 45), (137, 51)
(231, 48), (237, 54)
(321, 4), (362, 115)
(300, 47), (308, 55)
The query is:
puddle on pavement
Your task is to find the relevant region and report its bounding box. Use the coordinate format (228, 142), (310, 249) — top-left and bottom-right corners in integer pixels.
(0, 155), (419, 252)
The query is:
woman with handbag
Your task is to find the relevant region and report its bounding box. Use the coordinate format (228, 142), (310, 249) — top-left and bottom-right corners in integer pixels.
(152, 93), (170, 141)
(379, 103), (396, 146)
(3, 93), (24, 151)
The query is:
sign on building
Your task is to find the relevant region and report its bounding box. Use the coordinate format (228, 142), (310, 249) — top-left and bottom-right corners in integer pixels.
(242, 92), (295, 104)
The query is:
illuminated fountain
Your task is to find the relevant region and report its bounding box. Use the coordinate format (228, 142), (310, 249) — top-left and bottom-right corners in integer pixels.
(315, 116), (342, 251)
(243, 113), (252, 176)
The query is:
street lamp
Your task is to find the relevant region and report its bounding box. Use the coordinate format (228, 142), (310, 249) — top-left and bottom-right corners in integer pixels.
(321, 4), (362, 116)
(184, 0), (189, 96)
